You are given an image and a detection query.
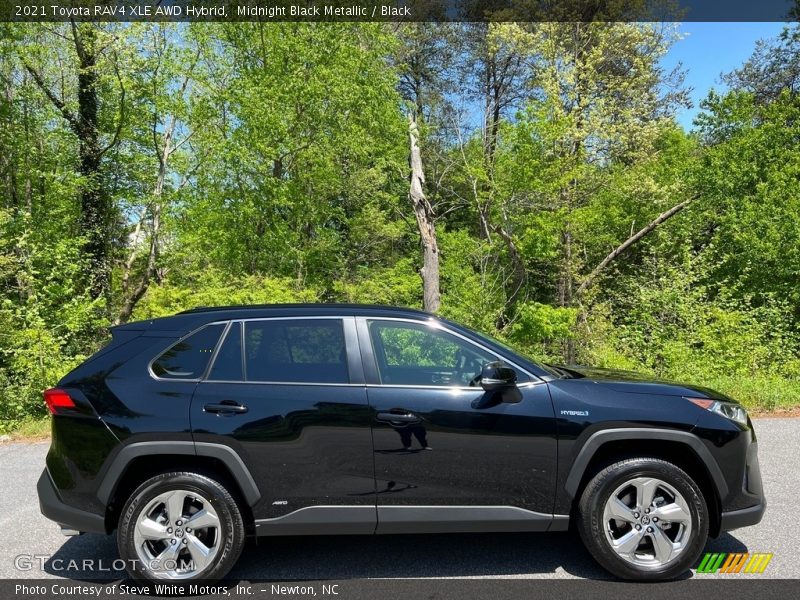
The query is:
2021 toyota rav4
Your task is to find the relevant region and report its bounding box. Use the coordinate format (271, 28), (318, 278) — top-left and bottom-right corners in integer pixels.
(37, 304), (765, 581)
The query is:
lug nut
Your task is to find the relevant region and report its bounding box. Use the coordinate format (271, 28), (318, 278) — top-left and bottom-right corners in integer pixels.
(635, 524), (642, 531)
(167, 527), (173, 533)
(633, 512), (640, 518)
(176, 520), (183, 526)
(647, 526), (653, 533)
(171, 538), (176, 544)
(186, 528), (192, 533)
(645, 508), (650, 514)
(182, 539), (187, 545)
(652, 517), (659, 522)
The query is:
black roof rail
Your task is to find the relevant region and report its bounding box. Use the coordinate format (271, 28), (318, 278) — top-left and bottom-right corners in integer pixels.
(177, 303), (431, 316)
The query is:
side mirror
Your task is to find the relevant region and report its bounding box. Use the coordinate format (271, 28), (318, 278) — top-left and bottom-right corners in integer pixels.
(480, 362), (517, 392)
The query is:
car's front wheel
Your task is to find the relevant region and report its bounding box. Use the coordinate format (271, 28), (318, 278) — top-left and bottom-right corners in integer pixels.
(578, 457), (709, 580)
(117, 472), (245, 581)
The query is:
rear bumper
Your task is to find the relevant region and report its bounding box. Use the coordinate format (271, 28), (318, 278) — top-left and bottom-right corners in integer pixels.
(720, 501), (766, 532)
(37, 469), (107, 535)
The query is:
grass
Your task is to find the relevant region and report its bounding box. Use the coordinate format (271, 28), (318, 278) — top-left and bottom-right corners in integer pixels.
(695, 375), (800, 413)
(0, 417), (50, 442)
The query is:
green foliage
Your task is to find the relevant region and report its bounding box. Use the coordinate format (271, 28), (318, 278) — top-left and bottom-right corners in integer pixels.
(508, 303), (579, 362)
(438, 230), (505, 333)
(722, 25), (800, 106)
(2, 22), (800, 430)
(580, 261), (800, 410)
(133, 270), (320, 319)
(179, 22), (407, 289)
(0, 213), (105, 423)
(0, 417), (50, 439)
(333, 260), (422, 308)
(696, 90), (800, 309)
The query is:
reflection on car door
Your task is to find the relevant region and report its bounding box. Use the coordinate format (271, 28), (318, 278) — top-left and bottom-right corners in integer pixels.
(357, 317), (558, 533)
(190, 317), (376, 534)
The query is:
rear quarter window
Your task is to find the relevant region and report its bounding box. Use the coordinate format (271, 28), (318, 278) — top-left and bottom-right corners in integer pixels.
(151, 323), (226, 379)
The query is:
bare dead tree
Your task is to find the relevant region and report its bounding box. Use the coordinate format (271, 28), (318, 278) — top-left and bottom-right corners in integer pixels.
(408, 113), (440, 313)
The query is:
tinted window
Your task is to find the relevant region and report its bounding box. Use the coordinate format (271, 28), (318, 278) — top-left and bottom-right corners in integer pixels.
(151, 323), (225, 379)
(208, 322), (243, 381)
(245, 319), (349, 383)
(368, 320), (499, 387)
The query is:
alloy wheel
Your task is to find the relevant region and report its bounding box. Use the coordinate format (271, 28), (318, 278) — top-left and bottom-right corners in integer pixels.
(602, 476), (693, 570)
(132, 489), (222, 580)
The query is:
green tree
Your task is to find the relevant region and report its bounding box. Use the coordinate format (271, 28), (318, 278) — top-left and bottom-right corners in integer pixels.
(723, 25), (800, 105)
(175, 23), (407, 295)
(487, 22), (690, 358)
(10, 23), (127, 300)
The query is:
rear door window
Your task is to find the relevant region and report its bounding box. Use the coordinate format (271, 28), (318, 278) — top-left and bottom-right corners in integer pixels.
(244, 319), (349, 384)
(151, 323), (226, 379)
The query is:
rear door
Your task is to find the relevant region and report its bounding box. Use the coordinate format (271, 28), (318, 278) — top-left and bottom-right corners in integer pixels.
(190, 317), (376, 534)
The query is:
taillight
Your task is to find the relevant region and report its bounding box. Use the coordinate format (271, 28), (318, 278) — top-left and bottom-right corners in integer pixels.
(44, 388), (76, 414)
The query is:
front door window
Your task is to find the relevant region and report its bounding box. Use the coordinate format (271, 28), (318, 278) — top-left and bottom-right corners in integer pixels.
(367, 320), (498, 387)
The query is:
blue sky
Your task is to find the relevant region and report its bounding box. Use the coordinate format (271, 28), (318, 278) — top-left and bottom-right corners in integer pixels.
(663, 22), (789, 129)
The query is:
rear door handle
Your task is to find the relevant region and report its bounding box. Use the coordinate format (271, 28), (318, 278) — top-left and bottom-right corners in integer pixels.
(204, 400), (249, 415)
(376, 411), (420, 424)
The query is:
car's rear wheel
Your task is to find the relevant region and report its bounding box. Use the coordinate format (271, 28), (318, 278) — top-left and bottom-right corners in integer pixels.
(578, 457), (708, 580)
(117, 472), (244, 581)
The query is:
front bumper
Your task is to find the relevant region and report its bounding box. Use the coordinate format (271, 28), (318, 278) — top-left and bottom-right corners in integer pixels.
(720, 501), (766, 531)
(717, 437), (766, 533)
(37, 469), (107, 535)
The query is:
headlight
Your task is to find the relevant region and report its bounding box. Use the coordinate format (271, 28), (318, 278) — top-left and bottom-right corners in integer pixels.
(688, 398), (748, 426)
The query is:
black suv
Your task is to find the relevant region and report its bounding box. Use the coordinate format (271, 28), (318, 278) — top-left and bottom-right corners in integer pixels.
(38, 304), (765, 581)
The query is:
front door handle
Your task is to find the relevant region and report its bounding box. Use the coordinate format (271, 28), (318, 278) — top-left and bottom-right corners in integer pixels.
(376, 411), (420, 424)
(204, 400), (249, 415)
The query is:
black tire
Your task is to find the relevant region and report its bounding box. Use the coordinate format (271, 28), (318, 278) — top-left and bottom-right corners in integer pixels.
(117, 472), (245, 582)
(577, 458), (708, 581)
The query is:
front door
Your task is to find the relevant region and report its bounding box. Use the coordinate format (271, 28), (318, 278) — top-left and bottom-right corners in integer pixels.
(357, 317), (557, 533)
(191, 317), (376, 534)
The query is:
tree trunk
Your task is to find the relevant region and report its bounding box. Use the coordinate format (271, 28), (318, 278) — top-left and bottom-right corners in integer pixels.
(478, 61), (501, 242)
(574, 195), (698, 299)
(115, 48), (197, 324)
(73, 24), (110, 301)
(115, 117), (175, 324)
(25, 24), (112, 300)
(1, 69), (18, 209)
(557, 224), (573, 307)
(492, 223), (526, 329)
(408, 113), (440, 313)
(559, 225), (576, 363)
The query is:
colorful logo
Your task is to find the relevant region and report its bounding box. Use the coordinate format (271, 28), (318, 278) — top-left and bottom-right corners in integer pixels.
(696, 552), (773, 574)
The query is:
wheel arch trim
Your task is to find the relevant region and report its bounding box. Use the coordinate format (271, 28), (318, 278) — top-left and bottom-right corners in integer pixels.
(564, 427), (728, 500)
(96, 441), (261, 507)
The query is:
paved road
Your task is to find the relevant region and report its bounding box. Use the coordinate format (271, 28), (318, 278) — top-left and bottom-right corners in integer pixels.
(1, 418), (796, 581)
